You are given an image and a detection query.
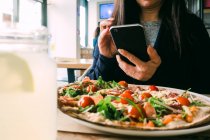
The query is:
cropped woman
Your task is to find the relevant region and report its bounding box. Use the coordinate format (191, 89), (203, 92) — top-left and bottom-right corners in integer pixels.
(85, 0), (210, 94)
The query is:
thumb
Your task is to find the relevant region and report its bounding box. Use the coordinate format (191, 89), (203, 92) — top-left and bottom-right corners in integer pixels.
(147, 45), (161, 64)
(99, 28), (109, 39)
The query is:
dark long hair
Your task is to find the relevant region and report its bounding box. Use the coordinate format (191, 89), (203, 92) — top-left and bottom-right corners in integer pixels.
(94, 26), (100, 38)
(112, 0), (189, 55)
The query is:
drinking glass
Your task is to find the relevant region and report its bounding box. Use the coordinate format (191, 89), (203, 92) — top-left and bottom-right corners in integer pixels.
(0, 25), (57, 140)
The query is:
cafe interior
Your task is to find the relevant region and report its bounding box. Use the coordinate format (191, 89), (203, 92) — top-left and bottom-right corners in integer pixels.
(1, 0), (209, 81)
(1, 0), (210, 140)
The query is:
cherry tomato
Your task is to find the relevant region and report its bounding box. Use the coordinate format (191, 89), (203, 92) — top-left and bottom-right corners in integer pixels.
(82, 76), (91, 83)
(128, 104), (145, 119)
(86, 85), (98, 92)
(78, 96), (95, 108)
(119, 90), (134, 104)
(176, 96), (190, 106)
(139, 93), (152, 100)
(148, 85), (159, 91)
(118, 81), (128, 88)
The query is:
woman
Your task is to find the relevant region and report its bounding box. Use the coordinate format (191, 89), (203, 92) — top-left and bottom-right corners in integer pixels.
(85, 0), (210, 94)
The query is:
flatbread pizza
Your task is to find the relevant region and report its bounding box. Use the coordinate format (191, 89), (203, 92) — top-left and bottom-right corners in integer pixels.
(58, 76), (210, 130)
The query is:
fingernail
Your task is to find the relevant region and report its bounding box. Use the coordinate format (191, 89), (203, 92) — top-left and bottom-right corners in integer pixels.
(116, 55), (120, 60)
(118, 49), (123, 53)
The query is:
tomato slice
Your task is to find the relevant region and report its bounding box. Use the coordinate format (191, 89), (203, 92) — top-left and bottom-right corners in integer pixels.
(78, 96), (95, 108)
(128, 104), (145, 119)
(72, 85), (82, 90)
(139, 92), (152, 100)
(162, 115), (173, 125)
(90, 94), (103, 105)
(143, 102), (156, 118)
(119, 90), (134, 104)
(148, 85), (159, 91)
(176, 96), (190, 106)
(146, 121), (155, 127)
(118, 81), (128, 88)
(86, 85), (98, 92)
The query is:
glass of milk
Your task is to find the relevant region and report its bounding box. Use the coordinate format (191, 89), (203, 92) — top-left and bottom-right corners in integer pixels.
(0, 25), (57, 140)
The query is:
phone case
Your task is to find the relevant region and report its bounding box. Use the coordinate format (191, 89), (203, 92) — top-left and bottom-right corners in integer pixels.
(110, 24), (149, 64)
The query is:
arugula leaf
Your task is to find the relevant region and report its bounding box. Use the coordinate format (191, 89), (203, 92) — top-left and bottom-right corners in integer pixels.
(119, 115), (130, 121)
(148, 97), (168, 117)
(96, 76), (120, 89)
(182, 112), (187, 119)
(96, 76), (109, 88)
(152, 119), (164, 127)
(65, 88), (82, 97)
(109, 81), (121, 88)
(191, 100), (206, 107)
(96, 96), (124, 120)
(181, 88), (191, 98)
(124, 98), (144, 119)
(79, 105), (95, 113)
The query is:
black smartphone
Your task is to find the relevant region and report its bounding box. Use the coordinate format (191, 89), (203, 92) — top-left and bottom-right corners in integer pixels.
(110, 24), (149, 65)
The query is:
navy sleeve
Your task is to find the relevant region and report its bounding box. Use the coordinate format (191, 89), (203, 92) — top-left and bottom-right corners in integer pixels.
(85, 44), (118, 81)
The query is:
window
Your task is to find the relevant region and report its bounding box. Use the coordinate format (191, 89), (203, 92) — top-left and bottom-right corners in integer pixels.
(99, 3), (114, 19)
(0, 0), (47, 27)
(80, 0), (88, 48)
(0, 0), (13, 25)
(97, 2), (114, 22)
(19, 0), (42, 27)
(187, 0), (210, 29)
(204, 0), (210, 28)
(80, 5), (86, 47)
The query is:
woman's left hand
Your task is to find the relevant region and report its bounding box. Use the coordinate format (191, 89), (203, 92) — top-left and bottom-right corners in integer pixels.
(116, 45), (161, 81)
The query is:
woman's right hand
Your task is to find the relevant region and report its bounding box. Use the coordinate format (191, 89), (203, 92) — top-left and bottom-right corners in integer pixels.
(98, 18), (117, 58)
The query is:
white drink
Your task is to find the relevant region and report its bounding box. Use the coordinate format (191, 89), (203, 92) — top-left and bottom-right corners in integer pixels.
(0, 52), (57, 140)
(0, 25), (57, 140)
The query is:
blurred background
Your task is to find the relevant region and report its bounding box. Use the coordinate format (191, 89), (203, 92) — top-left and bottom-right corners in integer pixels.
(1, 0), (209, 81)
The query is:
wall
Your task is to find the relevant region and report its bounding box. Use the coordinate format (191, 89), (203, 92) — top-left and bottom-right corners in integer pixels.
(87, 0), (113, 48)
(47, 0), (80, 58)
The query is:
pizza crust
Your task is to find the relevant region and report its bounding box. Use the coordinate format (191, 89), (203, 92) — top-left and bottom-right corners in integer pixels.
(59, 106), (210, 130)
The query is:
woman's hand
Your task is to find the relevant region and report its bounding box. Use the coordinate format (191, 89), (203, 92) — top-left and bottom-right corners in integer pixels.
(98, 18), (117, 58)
(116, 45), (161, 81)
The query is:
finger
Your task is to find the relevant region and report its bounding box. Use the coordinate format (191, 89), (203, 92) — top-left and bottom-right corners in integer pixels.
(100, 19), (114, 31)
(116, 55), (144, 79)
(116, 55), (136, 74)
(99, 28), (109, 40)
(118, 49), (145, 66)
(147, 46), (161, 65)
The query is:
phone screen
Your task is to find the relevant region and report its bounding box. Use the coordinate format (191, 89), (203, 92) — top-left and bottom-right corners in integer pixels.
(110, 24), (149, 64)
